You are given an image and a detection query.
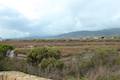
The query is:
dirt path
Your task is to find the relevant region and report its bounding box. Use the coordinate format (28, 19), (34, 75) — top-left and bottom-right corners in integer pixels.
(0, 71), (52, 80)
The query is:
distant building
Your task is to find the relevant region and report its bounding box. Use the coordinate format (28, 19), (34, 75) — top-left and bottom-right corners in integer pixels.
(27, 45), (34, 48)
(93, 37), (99, 40)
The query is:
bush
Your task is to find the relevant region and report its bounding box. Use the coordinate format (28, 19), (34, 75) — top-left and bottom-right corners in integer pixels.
(92, 47), (119, 67)
(0, 44), (14, 60)
(67, 47), (120, 78)
(14, 48), (30, 55)
(46, 47), (61, 59)
(97, 75), (120, 80)
(39, 58), (64, 70)
(72, 53), (94, 76)
(0, 58), (27, 71)
(27, 47), (61, 64)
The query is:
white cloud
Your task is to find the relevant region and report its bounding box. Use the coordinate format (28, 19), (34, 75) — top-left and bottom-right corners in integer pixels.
(0, 0), (120, 38)
(0, 28), (30, 38)
(0, 0), (72, 21)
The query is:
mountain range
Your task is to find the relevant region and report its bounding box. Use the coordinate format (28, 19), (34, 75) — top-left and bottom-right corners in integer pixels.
(54, 28), (120, 39)
(2, 28), (120, 39)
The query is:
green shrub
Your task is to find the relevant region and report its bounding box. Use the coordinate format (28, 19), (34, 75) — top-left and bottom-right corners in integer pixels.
(74, 53), (94, 75)
(0, 44), (14, 60)
(55, 59), (64, 70)
(0, 58), (27, 71)
(27, 47), (64, 71)
(46, 47), (61, 59)
(27, 47), (60, 64)
(97, 74), (120, 80)
(14, 48), (30, 55)
(92, 47), (119, 67)
(39, 58), (64, 70)
(71, 47), (120, 77)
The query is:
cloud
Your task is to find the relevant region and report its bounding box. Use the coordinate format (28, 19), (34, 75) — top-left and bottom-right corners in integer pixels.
(0, 6), (31, 38)
(0, 28), (30, 38)
(0, 0), (120, 38)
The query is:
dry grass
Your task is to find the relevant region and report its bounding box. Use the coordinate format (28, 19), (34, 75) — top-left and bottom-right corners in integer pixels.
(1, 40), (120, 57)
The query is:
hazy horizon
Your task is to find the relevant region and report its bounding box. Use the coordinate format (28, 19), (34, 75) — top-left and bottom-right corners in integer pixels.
(0, 0), (120, 38)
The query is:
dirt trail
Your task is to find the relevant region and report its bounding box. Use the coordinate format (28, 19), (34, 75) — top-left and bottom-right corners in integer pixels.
(0, 71), (52, 80)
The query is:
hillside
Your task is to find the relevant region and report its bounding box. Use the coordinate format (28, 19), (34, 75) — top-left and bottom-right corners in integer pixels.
(55, 28), (120, 38)
(9, 28), (120, 40)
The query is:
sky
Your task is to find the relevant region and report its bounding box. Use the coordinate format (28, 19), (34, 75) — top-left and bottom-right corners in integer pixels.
(0, 0), (120, 38)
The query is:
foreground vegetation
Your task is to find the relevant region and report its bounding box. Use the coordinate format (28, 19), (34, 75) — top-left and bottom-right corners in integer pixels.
(1, 44), (120, 80)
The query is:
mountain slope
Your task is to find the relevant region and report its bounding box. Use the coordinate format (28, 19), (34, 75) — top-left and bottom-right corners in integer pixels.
(55, 28), (120, 38)
(17, 28), (120, 39)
